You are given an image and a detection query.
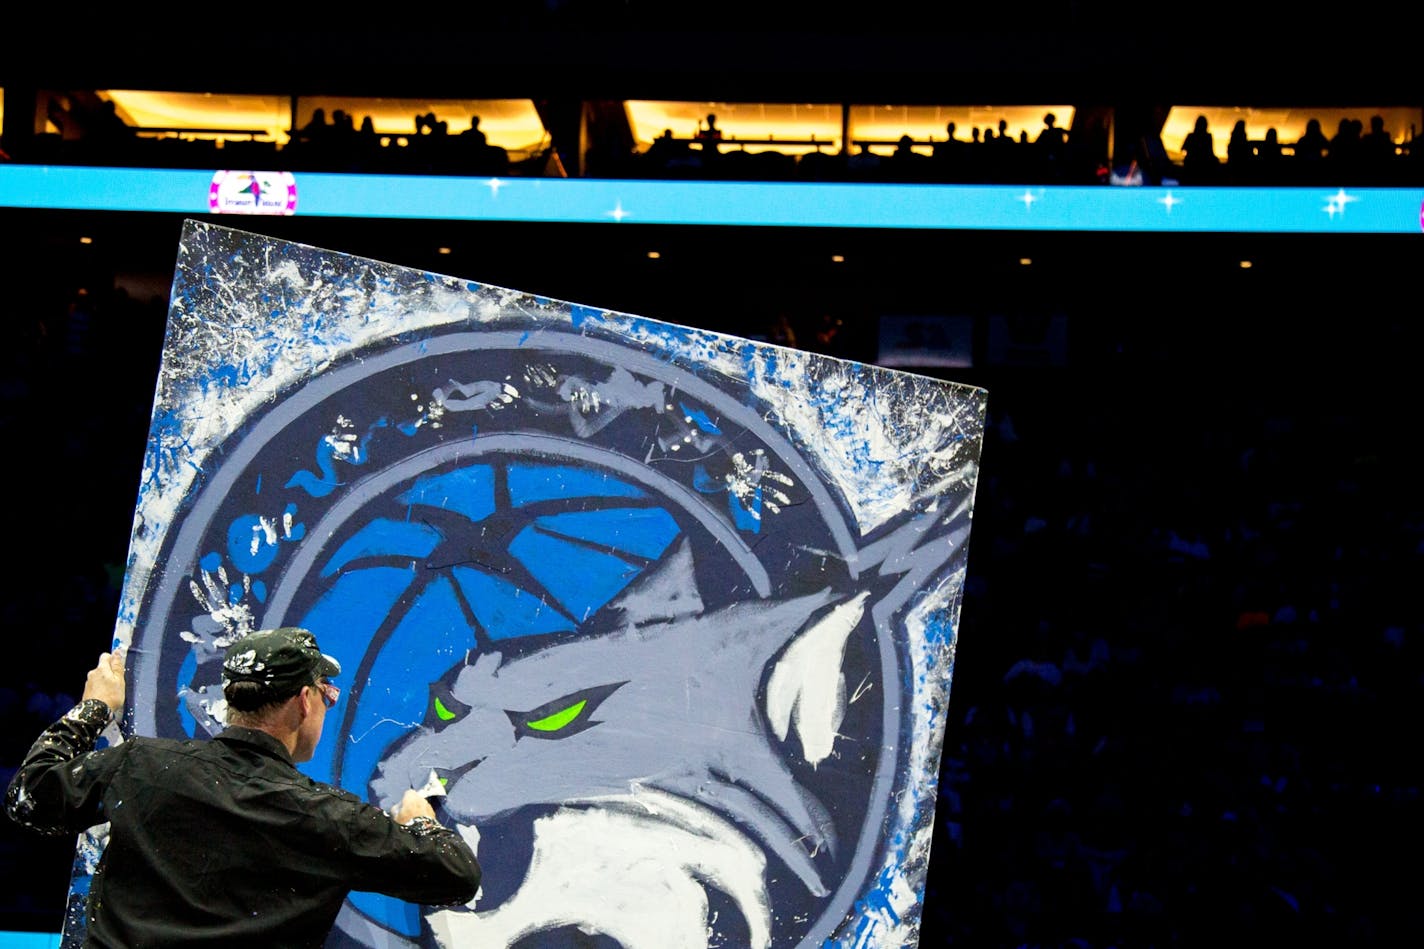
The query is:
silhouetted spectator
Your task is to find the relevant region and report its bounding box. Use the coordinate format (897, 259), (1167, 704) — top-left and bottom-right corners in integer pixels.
(1326, 117), (1361, 173)
(992, 118), (1013, 152)
(330, 109), (355, 139)
(1256, 127), (1284, 180)
(452, 114), (507, 174)
(1257, 127), (1283, 162)
(889, 134), (931, 181)
(344, 115), (380, 170)
(298, 108), (328, 142)
(1293, 118), (1328, 162)
(686, 114), (722, 170)
(933, 121), (965, 177)
(695, 113), (722, 143)
(1035, 111), (1069, 180)
(289, 108), (332, 169)
(1035, 112), (1068, 156)
(1359, 114), (1395, 172)
(462, 115), (487, 148)
(1227, 119), (1253, 179)
(1224, 118), (1247, 163)
(1181, 114), (1219, 182)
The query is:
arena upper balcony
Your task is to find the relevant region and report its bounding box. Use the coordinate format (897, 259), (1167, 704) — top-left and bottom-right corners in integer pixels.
(4, 87), (1421, 190)
(3, 14), (1419, 189)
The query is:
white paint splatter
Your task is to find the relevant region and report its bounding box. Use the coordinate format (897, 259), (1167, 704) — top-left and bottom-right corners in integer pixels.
(182, 568), (255, 645)
(249, 516), (279, 557)
(587, 315), (985, 535)
(726, 450), (793, 520)
(325, 416), (360, 462)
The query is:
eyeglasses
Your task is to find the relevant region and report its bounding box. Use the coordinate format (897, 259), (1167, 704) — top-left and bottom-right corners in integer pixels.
(312, 679), (341, 709)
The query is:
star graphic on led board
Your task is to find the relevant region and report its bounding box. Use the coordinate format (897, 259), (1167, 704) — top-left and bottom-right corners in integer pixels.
(1158, 191), (1182, 214)
(1018, 190), (1039, 210)
(607, 200), (630, 222)
(1322, 188), (1359, 219)
(485, 178), (505, 198)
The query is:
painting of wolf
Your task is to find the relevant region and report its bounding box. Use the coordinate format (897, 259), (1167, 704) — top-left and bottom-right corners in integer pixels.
(65, 220), (987, 949)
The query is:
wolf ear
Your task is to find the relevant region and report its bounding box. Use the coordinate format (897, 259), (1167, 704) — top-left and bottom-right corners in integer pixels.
(765, 591), (870, 766)
(465, 650), (503, 672)
(603, 538), (704, 627)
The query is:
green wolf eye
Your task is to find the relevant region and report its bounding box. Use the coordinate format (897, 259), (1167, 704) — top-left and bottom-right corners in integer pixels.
(507, 682), (627, 741)
(428, 682), (470, 726)
(526, 699), (586, 732)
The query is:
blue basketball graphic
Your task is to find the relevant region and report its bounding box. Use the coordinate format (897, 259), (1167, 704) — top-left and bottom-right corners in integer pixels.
(294, 457), (685, 938)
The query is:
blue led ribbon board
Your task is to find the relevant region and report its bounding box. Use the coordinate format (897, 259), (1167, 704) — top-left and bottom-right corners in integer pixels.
(1, 165), (1420, 233)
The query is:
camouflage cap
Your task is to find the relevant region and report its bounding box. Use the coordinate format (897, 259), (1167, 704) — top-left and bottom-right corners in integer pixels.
(221, 627), (341, 694)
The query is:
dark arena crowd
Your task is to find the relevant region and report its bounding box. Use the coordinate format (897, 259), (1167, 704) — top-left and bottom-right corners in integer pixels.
(1, 8), (1421, 947)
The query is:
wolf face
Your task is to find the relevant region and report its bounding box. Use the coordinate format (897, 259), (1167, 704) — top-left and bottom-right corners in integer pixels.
(370, 586), (852, 900)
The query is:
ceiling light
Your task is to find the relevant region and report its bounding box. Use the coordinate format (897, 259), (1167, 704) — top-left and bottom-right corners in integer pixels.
(437, 246), (452, 255)
(1239, 260), (1253, 269)
(1019, 257), (1032, 266)
(647, 251), (661, 259)
(831, 254), (845, 263)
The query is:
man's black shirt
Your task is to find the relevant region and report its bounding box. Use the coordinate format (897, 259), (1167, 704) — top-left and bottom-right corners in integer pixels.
(6, 699), (480, 948)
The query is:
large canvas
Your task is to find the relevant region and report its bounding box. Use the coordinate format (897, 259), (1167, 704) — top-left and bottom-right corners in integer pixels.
(66, 220), (988, 948)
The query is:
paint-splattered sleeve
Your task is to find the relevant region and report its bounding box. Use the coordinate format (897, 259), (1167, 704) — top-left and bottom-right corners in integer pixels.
(5, 699), (123, 836)
(317, 791), (481, 906)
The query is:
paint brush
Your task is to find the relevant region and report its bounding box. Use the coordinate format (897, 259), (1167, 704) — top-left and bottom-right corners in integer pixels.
(386, 769), (447, 820)
(416, 768), (448, 800)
